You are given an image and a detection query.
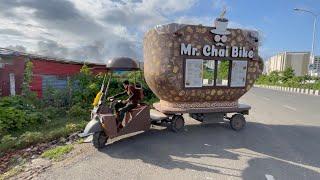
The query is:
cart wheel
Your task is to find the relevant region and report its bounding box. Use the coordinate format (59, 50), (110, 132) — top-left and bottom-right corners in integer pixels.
(93, 131), (108, 149)
(230, 114), (246, 131)
(170, 115), (185, 132)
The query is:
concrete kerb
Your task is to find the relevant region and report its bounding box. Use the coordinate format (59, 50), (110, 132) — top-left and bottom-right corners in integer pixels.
(305, 89), (309, 94)
(309, 89), (314, 95)
(256, 84), (319, 96)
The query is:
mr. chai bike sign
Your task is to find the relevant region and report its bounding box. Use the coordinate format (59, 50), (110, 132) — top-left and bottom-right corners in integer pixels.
(180, 9), (259, 60)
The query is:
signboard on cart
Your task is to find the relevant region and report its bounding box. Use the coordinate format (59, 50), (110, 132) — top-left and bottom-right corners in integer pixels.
(185, 59), (203, 88)
(230, 60), (248, 87)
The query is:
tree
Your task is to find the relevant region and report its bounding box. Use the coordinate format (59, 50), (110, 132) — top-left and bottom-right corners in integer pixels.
(268, 71), (280, 84)
(302, 74), (311, 83)
(22, 61), (33, 95)
(281, 67), (295, 83)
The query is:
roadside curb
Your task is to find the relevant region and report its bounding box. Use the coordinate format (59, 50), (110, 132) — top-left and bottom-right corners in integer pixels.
(254, 85), (320, 96)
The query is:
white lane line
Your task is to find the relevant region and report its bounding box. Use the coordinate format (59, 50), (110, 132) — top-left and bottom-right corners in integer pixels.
(265, 174), (275, 180)
(282, 105), (297, 111)
(263, 97), (271, 101)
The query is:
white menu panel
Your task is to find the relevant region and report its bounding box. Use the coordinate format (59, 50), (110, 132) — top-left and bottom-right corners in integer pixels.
(230, 60), (247, 87)
(185, 59), (203, 87)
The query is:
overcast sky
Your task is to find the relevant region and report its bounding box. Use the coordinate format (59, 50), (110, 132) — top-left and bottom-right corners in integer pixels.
(0, 0), (319, 63)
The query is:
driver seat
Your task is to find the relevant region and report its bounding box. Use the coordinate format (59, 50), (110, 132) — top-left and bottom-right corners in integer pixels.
(124, 84), (144, 125)
(124, 104), (143, 125)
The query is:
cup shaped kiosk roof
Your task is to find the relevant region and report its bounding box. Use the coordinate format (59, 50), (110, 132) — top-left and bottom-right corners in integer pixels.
(143, 23), (263, 111)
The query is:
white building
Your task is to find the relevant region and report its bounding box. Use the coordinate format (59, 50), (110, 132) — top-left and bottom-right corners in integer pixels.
(266, 52), (310, 76)
(310, 56), (320, 77)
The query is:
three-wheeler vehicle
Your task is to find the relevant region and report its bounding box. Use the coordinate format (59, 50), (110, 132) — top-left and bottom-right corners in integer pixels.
(79, 57), (251, 149)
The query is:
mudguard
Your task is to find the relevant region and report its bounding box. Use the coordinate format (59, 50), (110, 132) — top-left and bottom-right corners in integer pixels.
(78, 117), (103, 137)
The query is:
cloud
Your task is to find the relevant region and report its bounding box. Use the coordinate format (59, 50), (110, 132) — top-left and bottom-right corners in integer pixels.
(0, 0), (201, 62)
(35, 38), (140, 63)
(37, 40), (69, 58)
(175, 16), (213, 26)
(0, 28), (24, 36)
(212, 0), (228, 10)
(5, 45), (27, 52)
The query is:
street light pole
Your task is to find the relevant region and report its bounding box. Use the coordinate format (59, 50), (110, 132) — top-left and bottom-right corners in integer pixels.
(294, 8), (318, 74)
(311, 15), (317, 61)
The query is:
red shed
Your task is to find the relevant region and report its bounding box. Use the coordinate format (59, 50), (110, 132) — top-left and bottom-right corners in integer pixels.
(0, 48), (107, 97)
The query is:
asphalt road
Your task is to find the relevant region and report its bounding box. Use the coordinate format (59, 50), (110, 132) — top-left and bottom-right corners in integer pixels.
(39, 87), (320, 180)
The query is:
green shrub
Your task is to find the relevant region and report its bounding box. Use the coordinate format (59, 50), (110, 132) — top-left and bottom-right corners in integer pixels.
(0, 95), (47, 136)
(0, 107), (45, 136)
(47, 127), (69, 140)
(43, 106), (66, 119)
(42, 87), (70, 108)
(69, 65), (103, 106)
(66, 123), (80, 132)
(0, 64), (158, 154)
(67, 103), (90, 119)
(0, 135), (17, 151)
(0, 107), (27, 135)
(18, 132), (43, 147)
(256, 69), (320, 91)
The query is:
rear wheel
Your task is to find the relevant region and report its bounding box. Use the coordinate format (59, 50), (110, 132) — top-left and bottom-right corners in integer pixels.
(170, 115), (185, 132)
(93, 131), (108, 149)
(230, 114), (246, 131)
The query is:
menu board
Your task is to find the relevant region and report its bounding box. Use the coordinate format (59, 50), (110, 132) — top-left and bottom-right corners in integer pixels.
(230, 60), (248, 87)
(185, 59), (203, 87)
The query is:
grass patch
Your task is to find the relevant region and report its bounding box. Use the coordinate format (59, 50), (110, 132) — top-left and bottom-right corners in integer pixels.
(41, 145), (74, 161)
(0, 118), (87, 154)
(0, 166), (24, 180)
(76, 138), (84, 144)
(0, 159), (26, 180)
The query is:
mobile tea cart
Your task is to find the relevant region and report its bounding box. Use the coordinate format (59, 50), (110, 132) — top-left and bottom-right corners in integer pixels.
(80, 13), (263, 149)
(144, 14), (263, 131)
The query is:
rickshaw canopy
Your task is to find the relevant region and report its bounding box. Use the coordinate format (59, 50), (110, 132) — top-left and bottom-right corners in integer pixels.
(106, 57), (140, 71)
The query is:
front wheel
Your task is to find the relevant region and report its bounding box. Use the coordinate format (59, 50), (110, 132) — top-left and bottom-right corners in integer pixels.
(170, 115), (185, 132)
(93, 131), (108, 149)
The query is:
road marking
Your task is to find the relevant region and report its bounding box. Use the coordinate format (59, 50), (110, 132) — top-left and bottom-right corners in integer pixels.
(230, 149), (320, 174)
(265, 174), (275, 180)
(282, 105), (297, 111)
(263, 97), (271, 101)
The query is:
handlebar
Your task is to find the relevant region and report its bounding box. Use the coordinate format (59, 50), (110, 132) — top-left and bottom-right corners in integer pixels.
(108, 97), (122, 103)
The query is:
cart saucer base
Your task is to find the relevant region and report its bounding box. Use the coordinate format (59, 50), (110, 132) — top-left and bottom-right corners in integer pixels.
(150, 103), (251, 131)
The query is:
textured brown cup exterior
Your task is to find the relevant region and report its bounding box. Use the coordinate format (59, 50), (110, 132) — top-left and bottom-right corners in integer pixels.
(143, 24), (263, 106)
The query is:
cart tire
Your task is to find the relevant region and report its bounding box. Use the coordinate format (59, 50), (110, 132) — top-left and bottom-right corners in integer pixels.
(170, 115), (185, 132)
(230, 114), (246, 131)
(93, 131), (108, 149)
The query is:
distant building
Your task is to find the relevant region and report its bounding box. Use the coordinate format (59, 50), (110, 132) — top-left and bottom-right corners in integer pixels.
(266, 52), (310, 76)
(0, 48), (107, 97)
(263, 60), (269, 74)
(310, 56), (320, 77)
